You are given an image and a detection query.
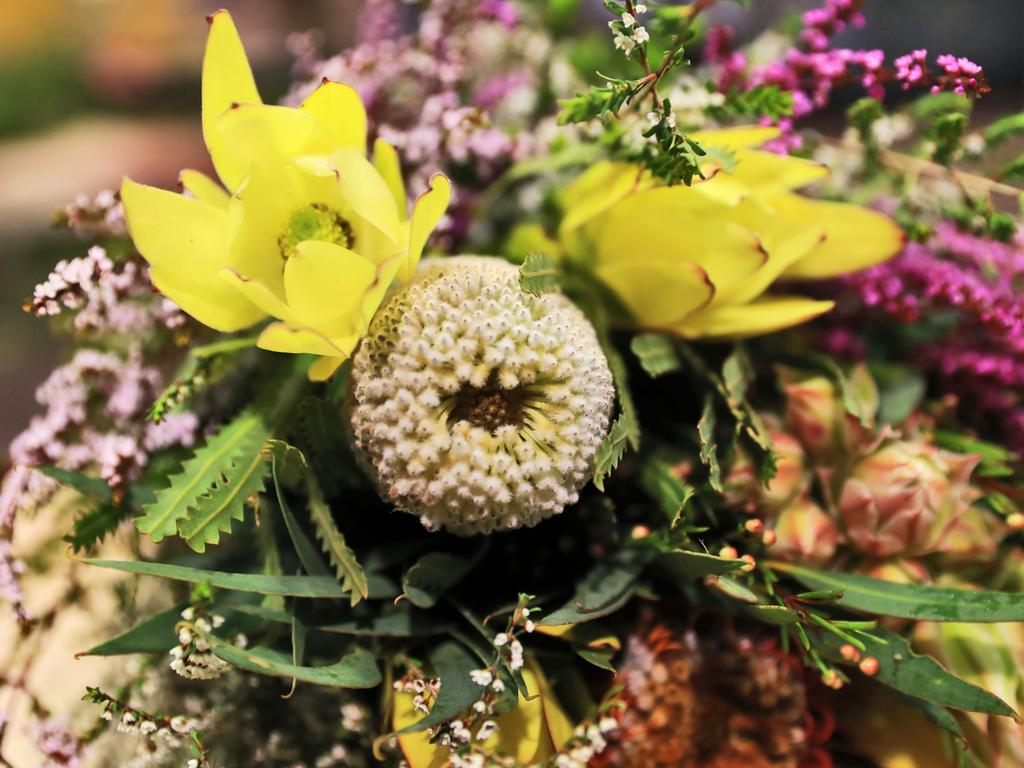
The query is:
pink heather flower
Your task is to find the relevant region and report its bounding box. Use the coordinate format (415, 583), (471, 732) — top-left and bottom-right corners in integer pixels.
(838, 441), (981, 558)
(32, 718), (83, 768)
(934, 53), (985, 95)
(894, 49), (928, 89)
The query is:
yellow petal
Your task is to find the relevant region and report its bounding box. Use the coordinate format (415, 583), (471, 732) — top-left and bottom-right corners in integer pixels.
(560, 162), (653, 238)
(595, 259), (714, 327)
(394, 692), (450, 768)
(308, 356), (346, 382)
(150, 267), (264, 332)
(776, 195), (905, 279)
(219, 267), (302, 326)
(257, 322), (351, 357)
(691, 126), (782, 150)
(493, 666), (547, 763)
(530, 660), (574, 754)
(373, 138), (407, 217)
(676, 296), (835, 339)
(402, 173), (452, 283)
(214, 103), (337, 180)
(728, 149), (830, 197)
(121, 177), (229, 279)
(300, 79), (367, 154)
(360, 253), (403, 326)
(202, 10), (261, 192)
(179, 169), (229, 209)
(283, 240), (377, 336)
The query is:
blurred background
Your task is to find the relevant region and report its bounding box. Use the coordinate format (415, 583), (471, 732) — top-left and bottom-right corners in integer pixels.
(1, 0), (1021, 460)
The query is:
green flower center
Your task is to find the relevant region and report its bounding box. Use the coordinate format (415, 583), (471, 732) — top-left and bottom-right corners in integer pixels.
(278, 203), (354, 260)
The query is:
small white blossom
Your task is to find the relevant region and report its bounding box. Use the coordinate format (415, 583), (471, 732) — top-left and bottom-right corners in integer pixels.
(470, 669), (494, 686)
(525, 620), (537, 633)
(494, 633), (509, 647)
(635, 3), (648, 12)
(633, 25), (650, 44)
(476, 720), (499, 741)
(621, 12), (636, 27)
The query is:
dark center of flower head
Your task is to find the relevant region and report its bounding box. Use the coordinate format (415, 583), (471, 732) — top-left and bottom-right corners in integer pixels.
(278, 203), (354, 260)
(450, 373), (529, 433)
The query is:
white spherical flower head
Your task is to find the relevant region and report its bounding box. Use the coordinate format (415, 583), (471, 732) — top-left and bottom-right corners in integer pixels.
(350, 256), (614, 535)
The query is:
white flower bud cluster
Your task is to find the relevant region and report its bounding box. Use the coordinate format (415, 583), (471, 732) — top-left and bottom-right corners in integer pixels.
(168, 607), (244, 680)
(351, 257), (614, 535)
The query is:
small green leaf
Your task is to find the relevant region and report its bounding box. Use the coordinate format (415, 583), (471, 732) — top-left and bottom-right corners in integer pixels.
(307, 475), (368, 605)
(35, 466), (112, 501)
(81, 607), (181, 656)
(638, 455), (695, 527)
(64, 504), (126, 553)
(539, 549), (650, 626)
(592, 416), (630, 492)
(630, 333), (680, 378)
(401, 552), (476, 609)
(397, 641), (484, 733)
(518, 252), (560, 294)
(772, 562), (1024, 622)
(815, 628), (1017, 718)
(576, 647), (617, 672)
(213, 643), (380, 688)
(697, 395), (722, 492)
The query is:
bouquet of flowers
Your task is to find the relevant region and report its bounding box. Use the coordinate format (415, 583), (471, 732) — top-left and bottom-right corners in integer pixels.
(5, 1), (1024, 766)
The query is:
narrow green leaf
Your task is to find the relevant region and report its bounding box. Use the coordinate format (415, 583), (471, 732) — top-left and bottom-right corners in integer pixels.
(136, 410), (266, 542)
(771, 562), (1024, 622)
(307, 476), (368, 605)
(268, 442), (333, 578)
(83, 558), (355, 598)
(35, 466), (112, 501)
(318, 608), (453, 637)
(518, 252), (560, 294)
(657, 550), (743, 580)
(708, 575), (760, 603)
(401, 552), (475, 609)
(213, 643), (380, 688)
(638, 455), (695, 526)
(397, 641), (484, 733)
(81, 607), (181, 656)
(576, 647), (617, 672)
(816, 628), (1017, 718)
(630, 333), (680, 378)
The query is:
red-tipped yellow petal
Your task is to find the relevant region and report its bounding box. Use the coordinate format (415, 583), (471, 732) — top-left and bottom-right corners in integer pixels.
(283, 240), (377, 336)
(179, 169), (229, 209)
(728, 150), (830, 196)
(402, 173), (452, 282)
(150, 267), (263, 332)
(560, 161), (654, 237)
(595, 259), (714, 327)
(202, 10), (261, 192)
(257, 322), (352, 357)
(300, 80), (367, 154)
(675, 296), (835, 339)
(777, 195), (905, 279)
(218, 267), (302, 326)
(214, 103), (337, 181)
(373, 138), (407, 217)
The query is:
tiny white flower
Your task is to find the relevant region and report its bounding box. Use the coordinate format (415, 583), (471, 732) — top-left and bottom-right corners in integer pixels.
(525, 620), (537, 633)
(469, 669), (494, 686)
(621, 12), (636, 27)
(633, 26), (650, 44)
(494, 632), (509, 647)
(635, 3), (648, 12)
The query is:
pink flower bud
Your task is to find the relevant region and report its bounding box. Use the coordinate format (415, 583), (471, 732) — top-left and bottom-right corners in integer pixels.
(770, 498), (840, 565)
(725, 426), (808, 514)
(784, 376), (839, 455)
(838, 441), (981, 558)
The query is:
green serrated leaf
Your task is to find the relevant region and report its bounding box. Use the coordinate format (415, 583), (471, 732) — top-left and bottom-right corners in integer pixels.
(815, 628), (1016, 718)
(136, 410), (266, 542)
(519, 251), (560, 294)
(657, 550), (743, 580)
(592, 416), (630, 492)
(213, 643), (380, 688)
(771, 562), (1024, 622)
(36, 466), (112, 501)
(177, 447), (270, 553)
(81, 607), (182, 656)
(64, 504), (127, 553)
(307, 475), (368, 605)
(397, 641), (485, 733)
(637, 455), (694, 526)
(630, 333), (680, 378)
(697, 395), (722, 492)
(401, 552), (475, 609)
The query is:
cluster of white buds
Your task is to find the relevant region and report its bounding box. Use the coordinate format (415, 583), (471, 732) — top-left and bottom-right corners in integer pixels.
(554, 718), (619, 768)
(351, 257), (614, 535)
(609, 5), (650, 55)
(394, 676), (441, 716)
(168, 607), (240, 680)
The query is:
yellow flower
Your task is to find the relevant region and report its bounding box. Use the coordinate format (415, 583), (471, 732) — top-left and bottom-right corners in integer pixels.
(558, 126), (903, 339)
(120, 11), (451, 380)
(393, 662), (574, 767)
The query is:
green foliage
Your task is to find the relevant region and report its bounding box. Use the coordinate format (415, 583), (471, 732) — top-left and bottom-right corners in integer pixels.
(983, 111), (1024, 148)
(558, 77), (639, 124)
(36, 466), (112, 501)
(592, 416), (630, 492)
(212, 644), (381, 689)
(630, 333), (680, 377)
(927, 112), (969, 166)
(635, 99), (707, 186)
(538, 548), (651, 626)
(83, 607), (182, 656)
(397, 641), (485, 733)
(697, 395), (723, 492)
(656, 550), (743, 580)
(64, 504), (127, 553)
(771, 562), (1024, 622)
(518, 251), (560, 294)
(637, 454), (695, 526)
(716, 84), (793, 122)
(401, 552), (477, 609)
